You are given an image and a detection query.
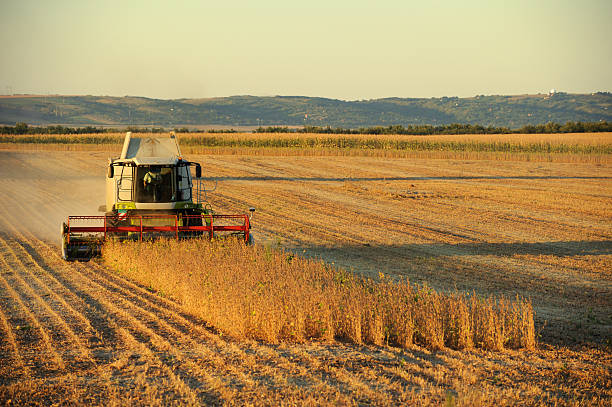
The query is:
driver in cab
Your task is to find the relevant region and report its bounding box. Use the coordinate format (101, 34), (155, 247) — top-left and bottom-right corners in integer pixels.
(143, 167), (163, 196)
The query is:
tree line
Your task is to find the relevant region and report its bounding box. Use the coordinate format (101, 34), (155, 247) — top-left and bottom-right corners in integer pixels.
(1, 121), (610, 135)
(255, 121), (612, 135)
(0, 123), (238, 135)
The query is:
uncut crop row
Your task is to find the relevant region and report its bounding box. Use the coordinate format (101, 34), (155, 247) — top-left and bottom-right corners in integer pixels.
(103, 238), (535, 352)
(1, 133), (609, 154)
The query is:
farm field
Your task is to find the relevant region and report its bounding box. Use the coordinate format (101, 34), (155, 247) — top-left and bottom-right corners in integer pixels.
(1, 132), (611, 162)
(0, 145), (610, 405)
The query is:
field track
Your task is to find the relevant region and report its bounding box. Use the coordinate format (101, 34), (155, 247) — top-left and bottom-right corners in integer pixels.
(0, 150), (610, 405)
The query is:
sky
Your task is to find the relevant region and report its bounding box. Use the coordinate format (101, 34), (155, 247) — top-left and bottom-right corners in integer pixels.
(1, 0), (610, 100)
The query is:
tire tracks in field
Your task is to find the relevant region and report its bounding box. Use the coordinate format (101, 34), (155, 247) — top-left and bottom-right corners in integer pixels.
(0, 196), (210, 401)
(0, 217), (218, 403)
(0, 277), (28, 382)
(220, 167), (604, 262)
(0, 191), (396, 403)
(0, 253), (66, 375)
(205, 156), (610, 247)
(0, 205), (127, 399)
(208, 172), (488, 247)
(209, 183), (488, 266)
(0, 235), (97, 370)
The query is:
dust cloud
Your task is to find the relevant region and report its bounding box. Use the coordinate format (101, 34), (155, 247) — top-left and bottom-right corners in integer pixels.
(0, 151), (108, 244)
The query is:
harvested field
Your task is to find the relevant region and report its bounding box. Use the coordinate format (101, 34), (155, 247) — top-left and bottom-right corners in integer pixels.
(0, 148), (610, 405)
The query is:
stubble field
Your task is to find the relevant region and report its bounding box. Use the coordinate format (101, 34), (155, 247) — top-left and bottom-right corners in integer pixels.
(0, 135), (610, 405)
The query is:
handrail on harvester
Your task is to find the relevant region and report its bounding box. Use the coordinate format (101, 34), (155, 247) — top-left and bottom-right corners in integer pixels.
(66, 214), (250, 243)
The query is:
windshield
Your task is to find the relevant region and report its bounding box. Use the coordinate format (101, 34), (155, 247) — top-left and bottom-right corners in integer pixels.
(135, 165), (175, 203)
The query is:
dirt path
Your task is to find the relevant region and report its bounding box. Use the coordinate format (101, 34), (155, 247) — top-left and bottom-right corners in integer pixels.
(0, 150), (610, 405)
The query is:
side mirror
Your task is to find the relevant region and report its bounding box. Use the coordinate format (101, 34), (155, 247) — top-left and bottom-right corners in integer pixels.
(107, 165), (114, 178)
(249, 207), (255, 220)
(195, 164), (201, 178)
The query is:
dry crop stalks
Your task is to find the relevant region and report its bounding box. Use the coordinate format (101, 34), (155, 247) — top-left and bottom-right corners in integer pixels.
(1, 132), (610, 163)
(103, 238), (536, 352)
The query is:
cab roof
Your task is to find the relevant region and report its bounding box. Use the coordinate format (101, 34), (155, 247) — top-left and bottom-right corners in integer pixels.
(115, 132), (182, 166)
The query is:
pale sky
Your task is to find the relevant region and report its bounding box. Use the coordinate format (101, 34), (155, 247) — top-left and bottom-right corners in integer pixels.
(1, 0), (610, 100)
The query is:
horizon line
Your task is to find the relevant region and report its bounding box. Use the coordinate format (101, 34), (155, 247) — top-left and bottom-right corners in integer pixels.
(1, 90), (611, 102)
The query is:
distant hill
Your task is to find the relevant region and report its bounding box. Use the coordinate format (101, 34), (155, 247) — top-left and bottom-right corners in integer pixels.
(0, 93), (610, 128)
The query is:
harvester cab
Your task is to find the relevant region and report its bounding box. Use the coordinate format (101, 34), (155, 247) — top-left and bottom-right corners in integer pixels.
(61, 132), (254, 261)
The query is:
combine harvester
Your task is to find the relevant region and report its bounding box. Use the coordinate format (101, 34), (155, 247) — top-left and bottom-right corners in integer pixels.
(60, 132), (254, 260)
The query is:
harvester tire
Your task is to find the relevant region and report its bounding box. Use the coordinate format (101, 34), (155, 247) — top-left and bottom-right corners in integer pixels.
(60, 222), (71, 261)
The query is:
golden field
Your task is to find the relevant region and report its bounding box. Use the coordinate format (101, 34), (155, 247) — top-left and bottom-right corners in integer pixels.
(0, 133), (610, 405)
(1, 131), (611, 163)
(103, 238), (535, 351)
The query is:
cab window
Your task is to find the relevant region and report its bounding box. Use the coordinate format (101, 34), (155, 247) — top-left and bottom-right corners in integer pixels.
(135, 166), (175, 203)
(177, 164), (191, 201)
